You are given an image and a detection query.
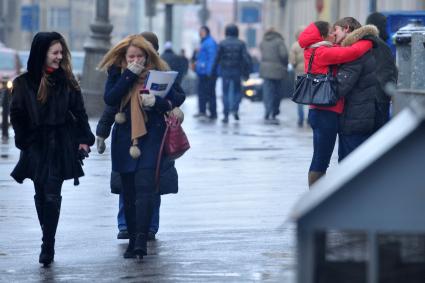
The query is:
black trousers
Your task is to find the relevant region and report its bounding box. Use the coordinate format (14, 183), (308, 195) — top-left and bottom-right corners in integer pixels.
(120, 169), (156, 238)
(197, 75), (217, 117)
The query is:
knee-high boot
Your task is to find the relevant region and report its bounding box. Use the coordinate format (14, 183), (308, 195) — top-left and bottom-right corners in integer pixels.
(123, 194), (137, 258)
(34, 194), (44, 228)
(39, 194), (62, 266)
(134, 194), (154, 257)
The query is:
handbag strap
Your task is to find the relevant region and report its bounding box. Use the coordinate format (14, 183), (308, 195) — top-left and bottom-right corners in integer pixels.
(155, 115), (170, 192)
(307, 48), (316, 74)
(308, 48), (335, 76)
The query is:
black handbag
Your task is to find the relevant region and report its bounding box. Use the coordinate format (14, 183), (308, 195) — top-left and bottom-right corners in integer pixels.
(292, 49), (338, 106)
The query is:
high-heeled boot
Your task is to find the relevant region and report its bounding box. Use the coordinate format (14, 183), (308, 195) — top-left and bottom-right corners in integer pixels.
(123, 236), (136, 258)
(134, 196), (153, 258)
(34, 194), (44, 228)
(134, 233), (147, 258)
(39, 194), (62, 267)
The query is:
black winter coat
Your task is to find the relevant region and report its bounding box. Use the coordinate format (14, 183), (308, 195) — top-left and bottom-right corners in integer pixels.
(337, 50), (378, 135)
(371, 38), (398, 104)
(10, 72), (95, 185)
(213, 37), (251, 79)
(337, 25), (379, 136)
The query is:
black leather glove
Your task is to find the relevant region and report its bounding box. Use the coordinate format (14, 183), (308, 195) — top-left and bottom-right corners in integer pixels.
(78, 148), (89, 165)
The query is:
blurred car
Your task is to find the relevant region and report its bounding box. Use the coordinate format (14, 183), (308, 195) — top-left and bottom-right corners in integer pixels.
(0, 44), (20, 91)
(18, 50), (29, 73)
(242, 72), (263, 102)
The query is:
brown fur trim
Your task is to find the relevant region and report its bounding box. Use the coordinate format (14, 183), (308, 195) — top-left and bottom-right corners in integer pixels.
(341, 25), (379, 46)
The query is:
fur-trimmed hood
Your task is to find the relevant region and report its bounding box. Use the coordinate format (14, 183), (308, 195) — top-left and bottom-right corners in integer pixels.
(341, 25), (379, 47)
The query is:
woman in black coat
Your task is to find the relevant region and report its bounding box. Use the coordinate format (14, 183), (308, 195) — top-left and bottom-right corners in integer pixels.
(98, 34), (185, 260)
(10, 31), (95, 266)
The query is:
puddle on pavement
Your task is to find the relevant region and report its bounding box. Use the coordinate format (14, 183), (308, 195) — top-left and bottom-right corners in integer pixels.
(204, 157), (239, 161)
(234, 147), (283, 151)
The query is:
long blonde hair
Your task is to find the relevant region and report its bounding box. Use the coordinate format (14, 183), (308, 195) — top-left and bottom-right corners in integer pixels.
(98, 34), (169, 72)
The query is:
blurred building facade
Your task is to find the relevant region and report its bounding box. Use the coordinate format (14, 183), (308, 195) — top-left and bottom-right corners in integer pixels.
(263, 0), (425, 48)
(0, 0), (142, 50)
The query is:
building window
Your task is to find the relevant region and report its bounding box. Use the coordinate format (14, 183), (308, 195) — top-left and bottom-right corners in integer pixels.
(378, 233), (425, 283)
(48, 7), (70, 29)
(314, 230), (368, 283)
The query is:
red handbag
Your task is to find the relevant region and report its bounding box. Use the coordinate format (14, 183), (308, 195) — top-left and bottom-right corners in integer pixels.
(161, 114), (190, 160)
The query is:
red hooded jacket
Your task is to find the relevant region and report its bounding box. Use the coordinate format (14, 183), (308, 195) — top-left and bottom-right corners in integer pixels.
(298, 23), (373, 113)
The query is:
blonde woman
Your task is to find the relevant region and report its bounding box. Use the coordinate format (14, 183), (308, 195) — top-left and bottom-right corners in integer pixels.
(98, 35), (185, 259)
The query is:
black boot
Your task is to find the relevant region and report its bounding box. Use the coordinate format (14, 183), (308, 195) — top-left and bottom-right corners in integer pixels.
(123, 237), (136, 258)
(134, 195), (153, 259)
(134, 233), (147, 258)
(39, 195), (62, 267)
(34, 194), (44, 228)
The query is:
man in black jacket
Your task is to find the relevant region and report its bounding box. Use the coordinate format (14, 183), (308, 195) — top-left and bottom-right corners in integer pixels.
(333, 17), (380, 161)
(212, 24), (252, 123)
(366, 12), (398, 130)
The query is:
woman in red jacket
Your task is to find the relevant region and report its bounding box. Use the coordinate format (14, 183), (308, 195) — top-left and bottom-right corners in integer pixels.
(298, 21), (373, 186)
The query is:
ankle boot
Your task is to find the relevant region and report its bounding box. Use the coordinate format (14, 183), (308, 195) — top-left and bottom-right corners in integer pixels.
(308, 171), (325, 187)
(39, 195), (62, 266)
(134, 233), (147, 258)
(123, 237), (136, 258)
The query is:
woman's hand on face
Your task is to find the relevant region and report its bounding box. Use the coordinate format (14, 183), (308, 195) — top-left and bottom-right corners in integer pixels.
(127, 58), (145, 75)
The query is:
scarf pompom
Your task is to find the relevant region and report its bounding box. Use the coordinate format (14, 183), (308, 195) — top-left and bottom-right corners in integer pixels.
(115, 112), (126, 124)
(129, 145), (141, 159)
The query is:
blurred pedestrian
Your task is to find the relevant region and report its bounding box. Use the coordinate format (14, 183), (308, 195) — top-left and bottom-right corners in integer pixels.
(297, 21), (373, 186)
(289, 25), (306, 127)
(194, 25), (218, 120)
(98, 34), (185, 259)
(212, 24), (252, 123)
(259, 28), (289, 124)
(366, 12), (398, 130)
(333, 17), (380, 161)
(161, 41), (187, 85)
(179, 48), (189, 80)
(10, 31), (95, 266)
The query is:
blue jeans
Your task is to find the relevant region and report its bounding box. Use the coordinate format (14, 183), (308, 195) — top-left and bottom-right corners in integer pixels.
(117, 193), (161, 233)
(222, 77), (242, 117)
(338, 134), (370, 162)
(197, 75), (217, 117)
(262, 79), (282, 118)
(308, 109), (339, 172)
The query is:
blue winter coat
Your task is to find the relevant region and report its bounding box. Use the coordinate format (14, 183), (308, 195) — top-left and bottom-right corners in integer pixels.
(103, 66), (185, 173)
(195, 35), (217, 76)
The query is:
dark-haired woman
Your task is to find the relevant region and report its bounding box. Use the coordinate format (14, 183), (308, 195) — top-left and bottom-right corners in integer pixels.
(10, 31), (95, 266)
(298, 21), (372, 186)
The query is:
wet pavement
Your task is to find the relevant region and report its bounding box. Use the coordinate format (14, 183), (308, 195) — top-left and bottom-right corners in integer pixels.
(0, 95), (326, 282)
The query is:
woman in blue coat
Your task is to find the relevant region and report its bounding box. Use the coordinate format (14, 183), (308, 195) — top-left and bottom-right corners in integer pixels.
(98, 34), (185, 259)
